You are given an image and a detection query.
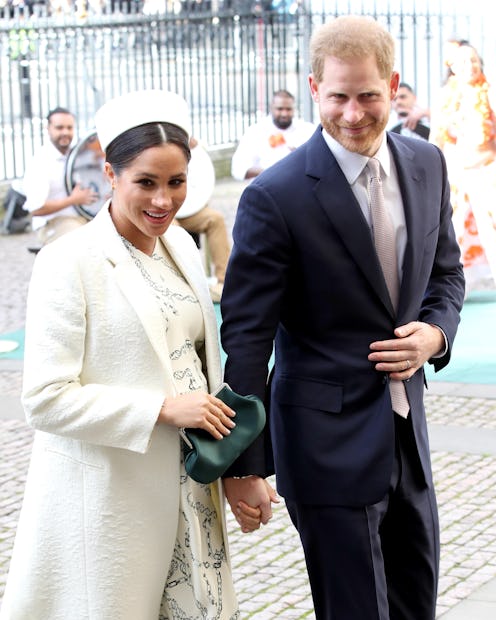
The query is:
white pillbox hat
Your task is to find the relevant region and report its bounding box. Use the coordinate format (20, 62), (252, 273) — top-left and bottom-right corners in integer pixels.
(95, 89), (191, 152)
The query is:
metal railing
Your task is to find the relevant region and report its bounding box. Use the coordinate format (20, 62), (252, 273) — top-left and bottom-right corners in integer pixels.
(0, 0), (488, 181)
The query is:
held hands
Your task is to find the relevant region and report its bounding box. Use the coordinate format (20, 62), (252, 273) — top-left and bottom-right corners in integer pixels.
(158, 392), (279, 533)
(158, 391), (236, 440)
(223, 476), (279, 533)
(368, 321), (445, 380)
(71, 182), (99, 206)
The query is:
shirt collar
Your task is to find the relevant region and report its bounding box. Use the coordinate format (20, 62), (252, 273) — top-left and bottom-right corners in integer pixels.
(320, 128), (390, 184)
(44, 140), (71, 162)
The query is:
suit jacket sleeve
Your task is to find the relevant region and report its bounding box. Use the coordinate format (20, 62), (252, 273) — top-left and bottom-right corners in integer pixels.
(221, 181), (290, 476)
(416, 143), (465, 371)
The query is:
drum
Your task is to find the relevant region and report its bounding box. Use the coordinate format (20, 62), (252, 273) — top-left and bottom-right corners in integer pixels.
(65, 130), (111, 220)
(176, 143), (216, 219)
(65, 134), (215, 221)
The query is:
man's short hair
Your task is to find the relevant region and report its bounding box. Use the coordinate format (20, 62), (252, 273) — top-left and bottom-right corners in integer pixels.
(272, 89), (294, 101)
(310, 15), (395, 83)
(47, 107), (74, 123)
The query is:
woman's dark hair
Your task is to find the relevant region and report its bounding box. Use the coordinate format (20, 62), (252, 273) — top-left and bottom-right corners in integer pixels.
(105, 122), (190, 173)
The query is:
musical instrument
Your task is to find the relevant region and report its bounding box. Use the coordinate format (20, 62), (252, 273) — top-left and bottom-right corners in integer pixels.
(65, 130), (111, 220)
(65, 133), (215, 221)
(176, 143), (216, 219)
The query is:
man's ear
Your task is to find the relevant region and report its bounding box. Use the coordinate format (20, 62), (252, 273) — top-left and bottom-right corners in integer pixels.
(390, 72), (400, 100)
(308, 74), (319, 103)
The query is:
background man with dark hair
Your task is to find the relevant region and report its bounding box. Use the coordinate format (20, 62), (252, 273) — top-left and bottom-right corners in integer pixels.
(231, 89), (315, 181)
(22, 107), (98, 245)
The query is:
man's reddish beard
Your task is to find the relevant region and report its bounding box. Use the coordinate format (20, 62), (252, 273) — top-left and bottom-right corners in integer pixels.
(320, 114), (388, 155)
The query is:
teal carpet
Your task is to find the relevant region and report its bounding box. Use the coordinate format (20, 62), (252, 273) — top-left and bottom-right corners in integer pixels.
(424, 290), (496, 385)
(0, 329), (24, 360)
(1, 292), (494, 385)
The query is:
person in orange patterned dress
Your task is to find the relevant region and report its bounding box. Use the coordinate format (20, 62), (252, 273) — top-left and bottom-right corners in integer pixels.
(430, 42), (496, 296)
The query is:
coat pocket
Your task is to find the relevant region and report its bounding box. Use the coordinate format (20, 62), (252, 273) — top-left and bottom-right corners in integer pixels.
(276, 376), (343, 414)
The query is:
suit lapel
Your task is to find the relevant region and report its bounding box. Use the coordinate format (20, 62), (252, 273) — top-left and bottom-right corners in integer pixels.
(387, 134), (426, 320)
(307, 132), (395, 317)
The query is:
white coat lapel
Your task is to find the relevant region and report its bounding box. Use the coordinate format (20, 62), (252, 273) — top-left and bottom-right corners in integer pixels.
(113, 259), (176, 387)
(91, 205), (222, 394)
(92, 205), (176, 389)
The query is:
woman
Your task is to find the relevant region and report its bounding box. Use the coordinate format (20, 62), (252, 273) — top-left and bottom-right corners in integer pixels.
(430, 42), (496, 295)
(0, 90), (256, 619)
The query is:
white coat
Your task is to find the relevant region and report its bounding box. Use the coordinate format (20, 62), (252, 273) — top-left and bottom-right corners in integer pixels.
(0, 204), (232, 619)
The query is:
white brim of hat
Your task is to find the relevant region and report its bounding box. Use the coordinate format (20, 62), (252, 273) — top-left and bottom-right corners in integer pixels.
(95, 89), (191, 152)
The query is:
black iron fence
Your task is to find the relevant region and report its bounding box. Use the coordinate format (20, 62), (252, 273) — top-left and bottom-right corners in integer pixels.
(0, 0), (490, 181)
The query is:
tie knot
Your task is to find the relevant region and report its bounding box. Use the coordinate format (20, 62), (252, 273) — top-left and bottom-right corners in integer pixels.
(367, 157), (381, 179)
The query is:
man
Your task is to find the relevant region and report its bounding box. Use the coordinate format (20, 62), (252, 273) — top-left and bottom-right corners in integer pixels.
(388, 82), (430, 140)
(174, 137), (231, 302)
(221, 15), (464, 620)
(231, 89), (315, 181)
(22, 107), (98, 245)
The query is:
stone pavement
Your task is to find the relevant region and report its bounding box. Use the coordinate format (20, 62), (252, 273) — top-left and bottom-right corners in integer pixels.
(1, 178), (496, 618)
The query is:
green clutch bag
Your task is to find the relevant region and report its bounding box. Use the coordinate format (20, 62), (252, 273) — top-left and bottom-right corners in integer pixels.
(179, 383), (266, 484)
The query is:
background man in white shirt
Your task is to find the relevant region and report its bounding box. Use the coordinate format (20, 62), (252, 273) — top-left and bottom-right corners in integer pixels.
(22, 107), (98, 245)
(231, 89), (316, 181)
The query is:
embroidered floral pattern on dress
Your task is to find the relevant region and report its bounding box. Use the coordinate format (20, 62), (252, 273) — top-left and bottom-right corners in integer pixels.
(159, 472), (240, 620)
(121, 236), (239, 618)
(121, 236), (198, 330)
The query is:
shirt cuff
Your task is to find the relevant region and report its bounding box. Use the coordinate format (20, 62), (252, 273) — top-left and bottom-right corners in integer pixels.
(430, 324), (448, 358)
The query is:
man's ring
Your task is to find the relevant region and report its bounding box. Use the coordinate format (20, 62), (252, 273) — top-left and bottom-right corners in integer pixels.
(405, 360), (411, 370)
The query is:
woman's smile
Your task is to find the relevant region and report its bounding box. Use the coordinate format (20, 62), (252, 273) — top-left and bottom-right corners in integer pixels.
(106, 143), (188, 254)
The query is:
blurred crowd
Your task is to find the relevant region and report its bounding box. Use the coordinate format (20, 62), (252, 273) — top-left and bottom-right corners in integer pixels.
(0, 0), (302, 18)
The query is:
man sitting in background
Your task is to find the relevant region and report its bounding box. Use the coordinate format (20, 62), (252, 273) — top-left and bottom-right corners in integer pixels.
(22, 107), (98, 245)
(231, 89), (315, 181)
(175, 137), (231, 303)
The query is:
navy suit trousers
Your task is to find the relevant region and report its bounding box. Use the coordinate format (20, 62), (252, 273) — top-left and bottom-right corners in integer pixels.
(286, 414), (439, 620)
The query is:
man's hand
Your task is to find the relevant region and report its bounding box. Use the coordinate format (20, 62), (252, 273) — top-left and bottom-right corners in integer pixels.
(223, 476), (279, 533)
(402, 106), (429, 130)
(368, 321), (445, 380)
(71, 183), (99, 206)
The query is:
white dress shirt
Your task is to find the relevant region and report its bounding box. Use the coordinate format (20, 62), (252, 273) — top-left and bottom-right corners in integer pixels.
(321, 128), (448, 354)
(320, 129), (407, 282)
(23, 141), (79, 230)
(231, 115), (316, 181)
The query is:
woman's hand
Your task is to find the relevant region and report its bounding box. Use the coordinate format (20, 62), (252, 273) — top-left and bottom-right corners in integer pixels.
(236, 501), (263, 533)
(158, 391), (236, 439)
(223, 476), (279, 533)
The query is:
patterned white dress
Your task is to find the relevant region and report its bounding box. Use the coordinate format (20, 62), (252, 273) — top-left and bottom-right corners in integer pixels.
(122, 236), (239, 620)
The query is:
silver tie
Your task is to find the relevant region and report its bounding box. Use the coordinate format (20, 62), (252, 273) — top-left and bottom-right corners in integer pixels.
(367, 158), (410, 418)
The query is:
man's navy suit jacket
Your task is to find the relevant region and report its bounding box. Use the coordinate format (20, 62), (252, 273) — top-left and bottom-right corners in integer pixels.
(221, 127), (465, 506)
